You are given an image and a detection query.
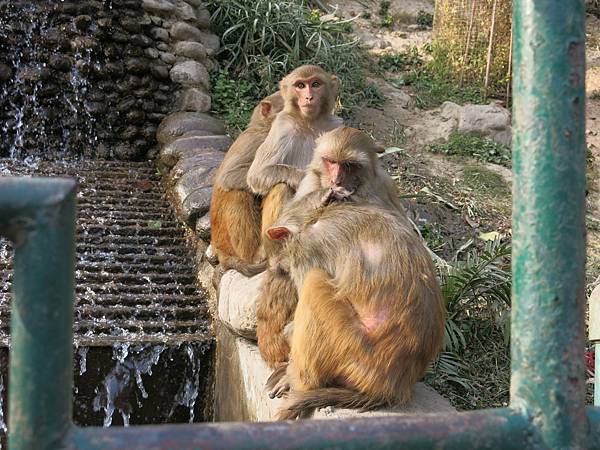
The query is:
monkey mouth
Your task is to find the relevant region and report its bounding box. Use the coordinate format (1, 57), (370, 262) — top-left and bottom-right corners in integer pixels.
(331, 186), (354, 199)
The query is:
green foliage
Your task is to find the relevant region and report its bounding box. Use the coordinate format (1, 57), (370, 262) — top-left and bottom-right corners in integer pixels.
(430, 240), (512, 401)
(378, 47), (422, 72)
(416, 10), (433, 28)
(429, 132), (512, 168)
(210, 70), (257, 133)
(206, 0), (374, 131)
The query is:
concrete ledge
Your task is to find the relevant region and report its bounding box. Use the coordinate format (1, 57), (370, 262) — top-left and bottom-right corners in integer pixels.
(214, 326), (456, 422)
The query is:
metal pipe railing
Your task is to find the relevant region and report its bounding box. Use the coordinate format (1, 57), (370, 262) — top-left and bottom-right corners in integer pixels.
(1, 0), (599, 448)
(0, 178), (76, 450)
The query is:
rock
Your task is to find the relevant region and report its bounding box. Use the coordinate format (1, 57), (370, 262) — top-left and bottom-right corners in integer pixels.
(142, 0), (176, 15)
(170, 21), (203, 41)
(175, 163), (218, 199)
(114, 143), (143, 160)
(178, 87), (211, 112)
(145, 47), (160, 59)
(159, 51), (177, 65)
(157, 111), (226, 146)
(169, 147), (226, 181)
(151, 63), (171, 80)
(195, 213), (211, 240)
(48, 55), (73, 72)
(131, 34), (154, 48)
(441, 101), (512, 146)
(0, 63), (12, 82)
(170, 22), (220, 54)
(150, 27), (170, 42)
(180, 185), (213, 226)
(205, 244), (218, 266)
(174, 41), (207, 61)
(170, 61), (210, 88)
(73, 15), (92, 31)
(125, 58), (149, 74)
(218, 271), (264, 340)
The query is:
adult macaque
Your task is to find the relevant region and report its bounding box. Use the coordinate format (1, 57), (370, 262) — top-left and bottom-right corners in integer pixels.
(256, 127), (410, 368)
(209, 91), (284, 277)
(250, 65), (342, 367)
(247, 64), (343, 232)
(265, 198), (446, 420)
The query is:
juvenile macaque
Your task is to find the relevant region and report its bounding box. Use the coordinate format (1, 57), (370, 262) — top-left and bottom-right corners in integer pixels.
(209, 91), (284, 278)
(251, 66), (342, 367)
(265, 192), (445, 420)
(257, 126), (411, 367)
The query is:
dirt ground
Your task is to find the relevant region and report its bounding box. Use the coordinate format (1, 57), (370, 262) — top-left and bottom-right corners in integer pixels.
(333, 0), (600, 290)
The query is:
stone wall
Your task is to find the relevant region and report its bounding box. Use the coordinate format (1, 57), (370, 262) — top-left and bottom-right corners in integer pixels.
(0, 0), (218, 160)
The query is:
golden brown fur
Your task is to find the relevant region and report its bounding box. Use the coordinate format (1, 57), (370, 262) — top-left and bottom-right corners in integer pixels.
(266, 199), (446, 420)
(258, 127), (412, 367)
(251, 66), (343, 368)
(209, 92), (284, 278)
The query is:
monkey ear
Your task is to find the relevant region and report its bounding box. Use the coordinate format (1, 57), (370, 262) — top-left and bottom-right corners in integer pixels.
(267, 226), (292, 241)
(330, 75), (340, 90)
(260, 100), (272, 118)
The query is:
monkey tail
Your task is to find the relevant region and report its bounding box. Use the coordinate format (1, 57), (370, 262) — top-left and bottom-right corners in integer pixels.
(219, 255), (267, 277)
(278, 388), (388, 421)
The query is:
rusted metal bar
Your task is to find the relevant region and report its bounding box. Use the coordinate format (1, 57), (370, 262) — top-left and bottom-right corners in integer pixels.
(69, 409), (530, 450)
(0, 177), (77, 450)
(511, 0), (588, 448)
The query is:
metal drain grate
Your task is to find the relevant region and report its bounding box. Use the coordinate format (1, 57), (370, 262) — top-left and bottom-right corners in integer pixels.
(0, 159), (211, 346)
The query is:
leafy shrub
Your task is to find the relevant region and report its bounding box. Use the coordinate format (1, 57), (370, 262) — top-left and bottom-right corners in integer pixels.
(378, 47), (422, 72)
(428, 132), (512, 167)
(416, 10), (433, 29)
(206, 0), (374, 131)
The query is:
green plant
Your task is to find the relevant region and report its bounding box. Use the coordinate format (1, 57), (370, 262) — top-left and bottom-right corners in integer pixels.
(429, 132), (512, 168)
(210, 70), (257, 134)
(206, 0), (373, 125)
(378, 47), (423, 72)
(378, 0), (391, 17)
(428, 240), (512, 401)
(416, 10), (433, 29)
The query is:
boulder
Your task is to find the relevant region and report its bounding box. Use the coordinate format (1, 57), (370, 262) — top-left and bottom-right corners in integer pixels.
(157, 112), (226, 146)
(195, 213), (211, 240)
(174, 41), (208, 61)
(440, 101), (512, 146)
(170, 61), (210, 89)
(169, 149), (225, 182)
(160, 135), (231, 168)
(218, 270), (264, 340)
(178, 87), (211, 112)
(180, 186), (213, 226)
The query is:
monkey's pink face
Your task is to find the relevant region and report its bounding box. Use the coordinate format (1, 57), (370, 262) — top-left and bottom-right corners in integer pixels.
(293, 77), (325, 117)
(321, 157), (358, 198)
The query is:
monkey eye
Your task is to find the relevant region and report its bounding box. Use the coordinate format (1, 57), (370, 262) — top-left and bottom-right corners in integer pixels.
(295, 82), (305, 89)
(312, 80), (321, 88)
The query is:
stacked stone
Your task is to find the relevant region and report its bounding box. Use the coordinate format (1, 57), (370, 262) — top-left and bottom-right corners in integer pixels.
(150, 2), (234, 248)
(0, 0), (223, 160)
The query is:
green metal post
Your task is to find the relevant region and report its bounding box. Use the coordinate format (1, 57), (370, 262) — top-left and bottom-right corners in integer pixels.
(0, 177), (77, 450)
(511, 0), (588, 448)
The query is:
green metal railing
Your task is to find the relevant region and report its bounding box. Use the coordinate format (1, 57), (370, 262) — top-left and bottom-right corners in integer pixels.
(1, 0), (599, 448)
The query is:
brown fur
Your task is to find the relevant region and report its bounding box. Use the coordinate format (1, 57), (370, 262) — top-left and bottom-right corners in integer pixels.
(209, 92), (284, 277)
(259, 127), (413, 368)
(266, 178), (445, 420)
(250, 66), (343, 368)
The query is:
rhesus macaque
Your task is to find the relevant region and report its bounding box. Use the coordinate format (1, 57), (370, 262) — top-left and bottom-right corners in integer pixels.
(257, 126), (411, 368)
(247, 64), (343, 232)
(249, 65), (342, 367)
(209, 91), (284, 278)
(265, 197), (446, 420)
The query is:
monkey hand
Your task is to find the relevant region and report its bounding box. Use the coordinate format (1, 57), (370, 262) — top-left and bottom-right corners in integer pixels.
(266, 363), (291, 398)
(331, 185), (355, 200)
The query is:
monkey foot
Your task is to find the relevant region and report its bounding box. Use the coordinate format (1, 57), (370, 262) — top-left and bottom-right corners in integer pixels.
(266, 363), (290, 399)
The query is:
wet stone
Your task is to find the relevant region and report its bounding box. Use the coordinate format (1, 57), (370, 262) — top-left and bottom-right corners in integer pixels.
(131, 34), (154, 48)
(161, 137), (228, 168)
(150, 27), (170, 42)
(170, 61), (209, 89)
(195, 213), (211, 241)
(142, 0), (177, 15)
(73, 15), (92, 31)
(119, 18), (143, 34)
(160, 52), (177, 65)
(105, 62), (125, 78)
(169, 149), (226, 182)
(145, 47), (160, 59)
(170, 21), (203, 42)
(125, 58), (150, 74)
(157, 111), (226, 146)
(0, 63), (12, 82)
(178, 185), (213, 226)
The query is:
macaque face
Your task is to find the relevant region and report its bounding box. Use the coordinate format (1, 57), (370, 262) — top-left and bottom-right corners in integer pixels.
(321, 156), (363, 198)
(293, 77), (326, 118)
